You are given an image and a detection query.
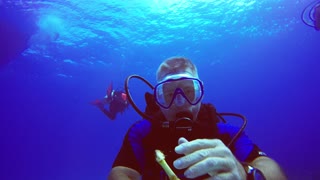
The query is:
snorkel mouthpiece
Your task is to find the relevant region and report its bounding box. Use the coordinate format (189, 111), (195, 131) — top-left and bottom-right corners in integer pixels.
(174, 111), (193, 132)
(161, 111), (194, 136)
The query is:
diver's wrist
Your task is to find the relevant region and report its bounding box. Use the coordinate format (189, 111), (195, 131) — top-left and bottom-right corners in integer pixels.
(242, 163), (266, 180)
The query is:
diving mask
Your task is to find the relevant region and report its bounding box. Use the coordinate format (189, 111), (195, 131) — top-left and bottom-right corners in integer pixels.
(154, 74), (204, 109)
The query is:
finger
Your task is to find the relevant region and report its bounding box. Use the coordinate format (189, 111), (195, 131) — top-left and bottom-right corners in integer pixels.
(173, 147), (226, 169)
(183, 157), (232, 179)
(175, 139), (223, 155)
(178, 137), (189, 145)
(205, 172), (234, 180)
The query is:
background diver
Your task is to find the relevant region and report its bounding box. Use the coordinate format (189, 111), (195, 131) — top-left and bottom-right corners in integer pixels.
(91, 82), (129, 120)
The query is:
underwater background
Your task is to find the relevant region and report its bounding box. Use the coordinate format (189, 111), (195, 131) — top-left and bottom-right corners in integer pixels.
(1, 0), (319, 179)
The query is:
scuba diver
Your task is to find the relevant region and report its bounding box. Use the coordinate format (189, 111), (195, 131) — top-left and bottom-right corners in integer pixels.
(301, 0), (320, 30)
(108, 57), (287, 180)
(91, 82), (129, 120)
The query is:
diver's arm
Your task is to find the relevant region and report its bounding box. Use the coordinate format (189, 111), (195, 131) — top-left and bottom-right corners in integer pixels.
(108, 166), (141, 180)
(250, 156), (287, 180)
(100, 107), (116, 120)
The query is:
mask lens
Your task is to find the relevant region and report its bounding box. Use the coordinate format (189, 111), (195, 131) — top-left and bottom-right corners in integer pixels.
(155, 77), (203, 109)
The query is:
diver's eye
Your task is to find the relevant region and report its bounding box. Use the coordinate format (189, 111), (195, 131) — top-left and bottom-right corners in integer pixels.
(184, 87), (195, 100)
(164, 92), (174, 99)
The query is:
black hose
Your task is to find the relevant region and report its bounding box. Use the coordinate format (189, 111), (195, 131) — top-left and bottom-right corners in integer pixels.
(301, 0), (320, 28)
(124, 74), (154, 121)
(218, 113), (247, 147)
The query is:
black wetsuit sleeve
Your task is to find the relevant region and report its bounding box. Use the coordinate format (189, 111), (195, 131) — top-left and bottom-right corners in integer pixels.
(244, 144), (267, 162)
(112, 132), (142, 174)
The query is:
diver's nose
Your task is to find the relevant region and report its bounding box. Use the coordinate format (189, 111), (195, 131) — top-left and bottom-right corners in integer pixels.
(174, 94), (186, 106)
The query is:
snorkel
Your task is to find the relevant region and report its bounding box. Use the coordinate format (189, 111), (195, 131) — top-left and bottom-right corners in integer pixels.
(124, 74), (247, 147)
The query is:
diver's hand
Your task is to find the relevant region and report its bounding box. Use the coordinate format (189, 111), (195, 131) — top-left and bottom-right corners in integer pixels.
(173, 137), (246, 180)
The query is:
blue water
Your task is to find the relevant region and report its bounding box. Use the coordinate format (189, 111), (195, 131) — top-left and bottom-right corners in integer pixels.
(1, 0), (319, 179)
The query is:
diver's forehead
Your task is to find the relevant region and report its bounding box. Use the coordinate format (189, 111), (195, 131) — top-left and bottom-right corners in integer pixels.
(157, 66), (198, 81)
(161, 73), (194, 81)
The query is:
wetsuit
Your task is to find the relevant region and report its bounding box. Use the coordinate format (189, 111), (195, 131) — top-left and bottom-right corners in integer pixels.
(112, 102), (266, 179)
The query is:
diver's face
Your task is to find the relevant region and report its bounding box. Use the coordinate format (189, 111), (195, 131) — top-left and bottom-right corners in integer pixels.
(157, 73), (203, 122)
(161, 99), (202, 122)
